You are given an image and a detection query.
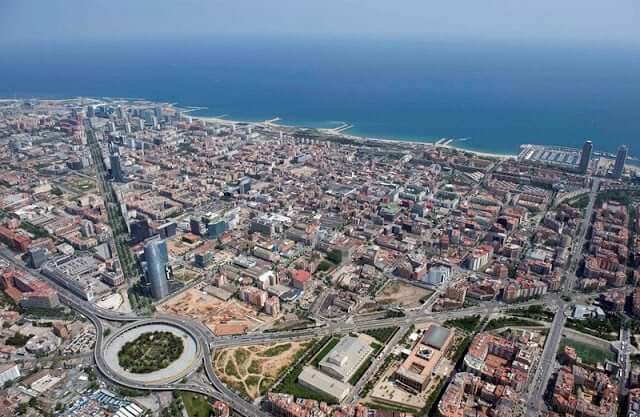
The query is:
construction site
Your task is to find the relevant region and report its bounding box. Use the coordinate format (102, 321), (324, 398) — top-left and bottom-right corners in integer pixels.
(158, 287), (278, 335)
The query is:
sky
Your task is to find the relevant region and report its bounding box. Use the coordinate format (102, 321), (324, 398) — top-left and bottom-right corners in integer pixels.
(1, 0), (640, 46)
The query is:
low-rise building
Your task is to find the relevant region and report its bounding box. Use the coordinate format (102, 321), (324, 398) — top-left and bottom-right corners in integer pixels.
(318, 336), (373, 382)
(297, 366), (350, 402)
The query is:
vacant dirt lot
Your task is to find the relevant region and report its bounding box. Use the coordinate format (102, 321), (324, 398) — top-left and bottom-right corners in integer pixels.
(158, 288), (277, 335)
(213, 341), (312, 399)
(375, 280), (433, 308)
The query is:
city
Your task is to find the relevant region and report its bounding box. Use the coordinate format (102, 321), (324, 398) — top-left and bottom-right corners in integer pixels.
(0, 97), (638, 417)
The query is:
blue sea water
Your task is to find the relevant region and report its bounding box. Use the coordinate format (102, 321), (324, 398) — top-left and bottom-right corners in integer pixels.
(0, 36), (638, 155)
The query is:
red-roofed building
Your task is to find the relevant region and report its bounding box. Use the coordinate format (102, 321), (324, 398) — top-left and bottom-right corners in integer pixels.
(0, 269), (59, 309)
(0, 226), (31, 253)
(291, 269), (312, 290)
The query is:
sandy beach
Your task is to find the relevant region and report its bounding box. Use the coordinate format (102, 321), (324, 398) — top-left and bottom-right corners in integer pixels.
(193, 114), (518, 160)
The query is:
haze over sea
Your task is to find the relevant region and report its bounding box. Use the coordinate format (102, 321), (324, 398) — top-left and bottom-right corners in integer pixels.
(1, 36), (638, 155)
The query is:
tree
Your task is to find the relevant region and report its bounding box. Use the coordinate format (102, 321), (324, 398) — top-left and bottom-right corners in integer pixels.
(327, 249), (343, 264)
(27, 398), (38, 409)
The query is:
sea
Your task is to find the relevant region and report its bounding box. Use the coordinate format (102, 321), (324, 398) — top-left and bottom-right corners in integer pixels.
(0, 36), (638, 156)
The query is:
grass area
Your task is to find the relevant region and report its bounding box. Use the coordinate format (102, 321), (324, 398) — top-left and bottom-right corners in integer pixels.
(444, 315), (482, 333)
(20, 221), (50, 238)
(348, 341), (382, 386)
(225, 359), (239, 378)
(216, 341), (316, 400)
(245, 375), (260, 387)
(173, 269), (198, 283)
(568, 195), (590, 209)
(266, 319), (316, 332)
(247, 359), (262, 374)
(507, 305), (555, 322)
(362, 327), (398, 344)
(565, 314), (622, 341)
(316, 260), (335, 272)
(310, 337), (340, 367)
(349, 357), (373, 385)
(596, 190), (640, 207)
(160, 395), (183, 417)
(420, 377), (447, 417)
(258, 343), (292, 358)
(118, 331), (184, 374)
(180, 392), (210, 417)
(558, 338), (615, 365)
(448, 335), (472, 364)
(384, 309), (405, 318)
(259, 377), (275, 396)
(6, 331), (33, 347)
(234, 348), (250, 364)
(485, 316), (542, 330)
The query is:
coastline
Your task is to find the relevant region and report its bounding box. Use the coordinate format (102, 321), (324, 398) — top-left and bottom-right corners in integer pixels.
(193, 114), (518, 160)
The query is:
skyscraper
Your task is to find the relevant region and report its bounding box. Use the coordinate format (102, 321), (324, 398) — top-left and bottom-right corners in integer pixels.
(578, 140), (593, 174)
(110, 153), (125, 182)
(612, 145), (627, 179)
(143, 237), (169, 300)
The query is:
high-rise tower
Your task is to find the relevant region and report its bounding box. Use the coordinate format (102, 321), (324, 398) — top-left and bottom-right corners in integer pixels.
(612, 145), (627, 179)
(578, 140), (593, 174)
(143, 237), (169, 300)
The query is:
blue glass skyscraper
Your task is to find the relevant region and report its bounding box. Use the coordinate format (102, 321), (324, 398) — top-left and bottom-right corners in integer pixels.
(144, 237), (169, 300)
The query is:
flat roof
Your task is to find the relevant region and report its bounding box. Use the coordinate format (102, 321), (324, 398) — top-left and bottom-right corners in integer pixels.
(422, 325), (451, 350)
(319, 336), (373, 381)
(297, 366), (350, 401)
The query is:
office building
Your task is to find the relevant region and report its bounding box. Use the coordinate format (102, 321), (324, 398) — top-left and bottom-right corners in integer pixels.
(578, 140), (593, 174)
(28, 247), (48, 268)
(612, 145), (627, 179)
(424, 264), (451, 285)
(130, 218), (151, 244)
(144, 238), (170, 300)
(207, 219), (227, 239)
(153, 221), (177, 239)
(110, 153), (125, 182)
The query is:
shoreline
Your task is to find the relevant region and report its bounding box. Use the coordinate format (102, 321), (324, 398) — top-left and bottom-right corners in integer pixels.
(193, 115), (518, 160)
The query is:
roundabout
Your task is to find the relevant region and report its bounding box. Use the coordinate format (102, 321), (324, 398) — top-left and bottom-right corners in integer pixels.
(101, 319), (203, 385)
